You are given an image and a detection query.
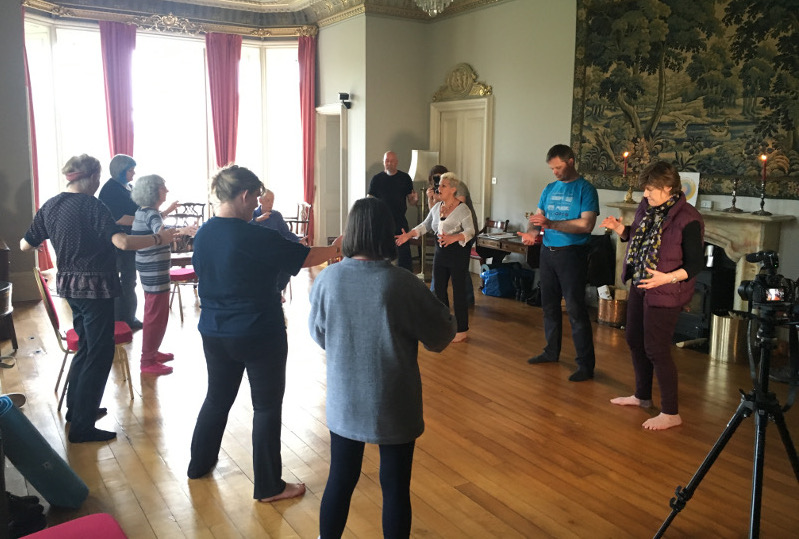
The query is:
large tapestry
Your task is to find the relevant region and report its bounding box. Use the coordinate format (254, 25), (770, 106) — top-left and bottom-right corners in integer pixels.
(570, 0), (799, 199)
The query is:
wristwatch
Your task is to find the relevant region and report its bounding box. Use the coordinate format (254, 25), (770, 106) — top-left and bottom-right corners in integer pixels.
(670, 274), (678, 284)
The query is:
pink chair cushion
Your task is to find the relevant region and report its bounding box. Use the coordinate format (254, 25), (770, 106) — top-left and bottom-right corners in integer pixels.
(170, 267), (197, 282)
(21, 512), (126, 538)
(65, 321), (132, 351)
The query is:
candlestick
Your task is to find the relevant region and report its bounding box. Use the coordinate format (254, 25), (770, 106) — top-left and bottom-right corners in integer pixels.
(752, 155), (772, 216)
(622, 151), (636, 203)
(722, 177), (744, 213)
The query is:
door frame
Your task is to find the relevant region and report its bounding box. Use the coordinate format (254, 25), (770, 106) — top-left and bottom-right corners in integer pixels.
(314, 103), (348, 245)
(429, 96), (494, 227)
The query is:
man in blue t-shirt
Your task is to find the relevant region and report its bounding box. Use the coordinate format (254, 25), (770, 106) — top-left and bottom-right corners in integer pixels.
(518, 144), (599, 382)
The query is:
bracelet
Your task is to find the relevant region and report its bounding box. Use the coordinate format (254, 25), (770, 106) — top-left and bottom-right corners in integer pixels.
(152, 234), (161, 246)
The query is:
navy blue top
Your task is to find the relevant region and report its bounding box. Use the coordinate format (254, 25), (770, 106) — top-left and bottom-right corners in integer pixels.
(98, 179), (138, 233)
(192, 216), (310, 337)
(250, 208), (299, 243)
(24, 192), (121, 299)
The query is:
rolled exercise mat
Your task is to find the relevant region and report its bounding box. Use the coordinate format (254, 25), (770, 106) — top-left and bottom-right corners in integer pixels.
(0, 396), (88, 509)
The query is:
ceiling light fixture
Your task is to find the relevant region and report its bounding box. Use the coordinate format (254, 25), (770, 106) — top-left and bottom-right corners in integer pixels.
(414, 0), (454, 17)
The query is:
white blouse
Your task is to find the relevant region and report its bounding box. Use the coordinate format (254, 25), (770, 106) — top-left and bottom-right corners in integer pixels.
(413, 201), (475, 247)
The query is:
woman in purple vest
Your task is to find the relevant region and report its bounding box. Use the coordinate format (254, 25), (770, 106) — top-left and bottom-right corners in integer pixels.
(601, 161), (704, 430)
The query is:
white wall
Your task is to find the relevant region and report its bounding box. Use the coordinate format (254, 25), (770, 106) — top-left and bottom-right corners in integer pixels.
(363, 15), (430, 192)
(318, 15), (367, 209)
(0, 3), (36, 300)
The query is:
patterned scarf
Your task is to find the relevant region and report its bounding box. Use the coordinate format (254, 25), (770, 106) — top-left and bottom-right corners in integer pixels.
(626, 192), (680, 285)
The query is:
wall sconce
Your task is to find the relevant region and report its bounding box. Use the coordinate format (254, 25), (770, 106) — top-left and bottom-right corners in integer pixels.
(339, 92), (352, 109)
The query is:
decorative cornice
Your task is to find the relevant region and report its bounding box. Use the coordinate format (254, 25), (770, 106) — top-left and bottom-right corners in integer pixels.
(432, 63), (492, 102)
(22, 0), (316, 38)
(132, 12), (205, 35)
(317, 5), (365, 27)
(23, 0), (511, 31)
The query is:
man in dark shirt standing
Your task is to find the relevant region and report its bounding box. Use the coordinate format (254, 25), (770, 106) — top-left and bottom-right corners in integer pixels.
(368, 151), (418, 271)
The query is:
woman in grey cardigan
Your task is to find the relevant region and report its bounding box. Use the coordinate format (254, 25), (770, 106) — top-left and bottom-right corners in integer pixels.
(309, 197), (456, 538)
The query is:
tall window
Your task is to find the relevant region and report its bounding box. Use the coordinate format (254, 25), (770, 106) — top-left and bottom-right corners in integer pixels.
(237, 45), (302, 214)
(25, 16), (302, 216)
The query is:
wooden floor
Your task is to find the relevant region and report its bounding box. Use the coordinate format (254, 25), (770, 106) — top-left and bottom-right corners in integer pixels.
(1, 269), (798, 538)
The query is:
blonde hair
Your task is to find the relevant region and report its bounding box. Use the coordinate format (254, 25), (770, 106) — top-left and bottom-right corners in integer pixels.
(211, 165), (264, 203)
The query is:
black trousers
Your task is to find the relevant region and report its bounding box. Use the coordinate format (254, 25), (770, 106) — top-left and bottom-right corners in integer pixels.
(433, 242), (470, 332)
(319, 431), (415, 539)
(538, 245), (595, 372)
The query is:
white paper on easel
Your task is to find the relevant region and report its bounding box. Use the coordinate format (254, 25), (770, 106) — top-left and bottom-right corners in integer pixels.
(681, 172), (700, 206)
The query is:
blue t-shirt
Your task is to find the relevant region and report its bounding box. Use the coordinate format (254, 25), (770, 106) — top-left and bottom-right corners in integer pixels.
(192, 216), (310, 337)
(537, 177), (599, 247)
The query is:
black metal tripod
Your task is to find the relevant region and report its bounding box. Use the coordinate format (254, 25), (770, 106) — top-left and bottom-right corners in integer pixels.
(655, 314), (799, 538)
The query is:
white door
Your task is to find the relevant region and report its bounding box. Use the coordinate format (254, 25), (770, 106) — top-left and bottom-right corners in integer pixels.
(430, 97), (494, 231)
(314, 104), (348, 246)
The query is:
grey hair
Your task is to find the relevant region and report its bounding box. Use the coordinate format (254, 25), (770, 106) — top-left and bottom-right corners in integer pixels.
(439, 171), (460, 190)
(131, 174), (166, 207)
(62, 154), (101, 193)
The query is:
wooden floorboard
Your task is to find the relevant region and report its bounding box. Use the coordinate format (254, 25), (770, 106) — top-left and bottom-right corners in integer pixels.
(1, 268), (798, 538)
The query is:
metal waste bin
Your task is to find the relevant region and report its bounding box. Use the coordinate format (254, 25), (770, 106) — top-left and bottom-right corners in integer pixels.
(709, 313), (747, 363)
(597, 298), (627, 328)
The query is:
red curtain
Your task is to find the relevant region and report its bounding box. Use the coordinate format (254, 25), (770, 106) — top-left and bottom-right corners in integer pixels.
(22, 8), (53, 270)
(298, 35), (317, 244)
(205, 33), (242, 168)
(99, 21), (136, 157)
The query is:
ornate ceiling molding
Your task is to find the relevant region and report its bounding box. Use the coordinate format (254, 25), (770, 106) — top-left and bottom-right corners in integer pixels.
(22, 0), (318, 38)
(22, 0), (506, 35)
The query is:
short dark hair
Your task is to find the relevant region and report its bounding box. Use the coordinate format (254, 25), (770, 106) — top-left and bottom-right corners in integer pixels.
(637, 161), (682, 192)
(211, 165), (264, 203)
(342, 198), (397, 261)
(546, 144), (575, 163)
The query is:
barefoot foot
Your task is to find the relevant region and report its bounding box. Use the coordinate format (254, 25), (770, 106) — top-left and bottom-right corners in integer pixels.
(258, 482), (306, 503)
(452, 332), (468, 343)
(643, 413), (682, 431)
(610, 395), (652, 408)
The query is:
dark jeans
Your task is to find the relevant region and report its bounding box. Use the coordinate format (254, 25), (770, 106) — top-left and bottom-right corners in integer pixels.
(320, 431), (415, 539)
(396, 220), (412, 272)
(625, 286), (682, 414)
(538, 245), (595, 371)
(433, 242), (470, 332)
(189, 332), (288, 499)
(114, 249), (138, 323)
(65, 298), (115, 437)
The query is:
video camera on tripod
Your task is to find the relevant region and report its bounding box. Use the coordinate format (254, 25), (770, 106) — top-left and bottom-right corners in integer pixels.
(655, 250), (799, 538)
(737, 250), (797, 313)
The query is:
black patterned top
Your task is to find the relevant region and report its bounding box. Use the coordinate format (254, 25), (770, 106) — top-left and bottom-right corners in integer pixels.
(25, 192), (121, 299)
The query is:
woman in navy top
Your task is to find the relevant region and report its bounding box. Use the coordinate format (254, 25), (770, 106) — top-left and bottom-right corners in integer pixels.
(187, 165), (340, 502)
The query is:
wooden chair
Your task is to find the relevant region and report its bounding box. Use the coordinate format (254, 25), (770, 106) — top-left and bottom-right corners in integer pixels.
(32, 270), (134, 409)
(165, 203), (203, 321)
(169, 267), (197, 323)
(471, 217), (509, 265)
(286, 202), (311, 243)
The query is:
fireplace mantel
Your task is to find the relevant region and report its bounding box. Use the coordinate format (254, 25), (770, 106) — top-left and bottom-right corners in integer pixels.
(606, 202), (795, 310)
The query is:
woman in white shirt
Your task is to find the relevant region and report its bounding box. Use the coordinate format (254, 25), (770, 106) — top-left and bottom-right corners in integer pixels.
(396, 172), (475, 342)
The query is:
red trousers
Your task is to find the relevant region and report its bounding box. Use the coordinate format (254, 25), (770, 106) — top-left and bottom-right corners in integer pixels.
(141, 291), (169, 366)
